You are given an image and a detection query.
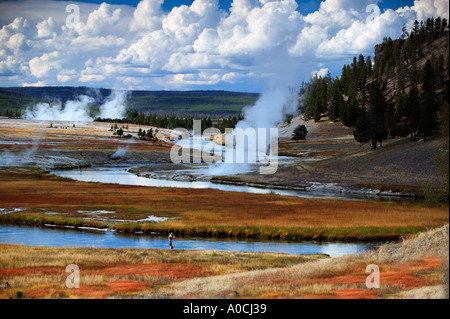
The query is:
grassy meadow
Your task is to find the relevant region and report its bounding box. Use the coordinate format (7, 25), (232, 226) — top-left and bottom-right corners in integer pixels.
(0, 167), (448, 241)
(0, 118), (448, 299)
(0, 225), (447, 299)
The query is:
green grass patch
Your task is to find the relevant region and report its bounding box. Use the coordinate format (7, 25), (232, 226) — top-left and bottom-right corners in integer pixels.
(116, 223), (429, 242)
(0, 213), (108, 230)
(0, 212), (436, 242)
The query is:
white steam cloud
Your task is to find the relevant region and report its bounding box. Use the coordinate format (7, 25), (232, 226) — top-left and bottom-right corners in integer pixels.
(208, 87), (299, 176)
(99, 90), (128, 119)
(23, 95), (94, 121)
(237, 86), (299, 135)
(208, 46), (300, 176)
(0, 139), (39, 166)
(109, 146), (129, 160)
(23, 90), (128, 121)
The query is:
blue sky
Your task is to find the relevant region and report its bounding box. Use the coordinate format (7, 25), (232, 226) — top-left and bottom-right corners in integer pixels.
(51, 0), (415, 14)
(0, 0), (447, 92)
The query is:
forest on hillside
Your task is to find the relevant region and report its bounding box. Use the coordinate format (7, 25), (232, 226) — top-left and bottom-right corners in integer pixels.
(0, 87), (258, 117)
(299, 17), (449, 150)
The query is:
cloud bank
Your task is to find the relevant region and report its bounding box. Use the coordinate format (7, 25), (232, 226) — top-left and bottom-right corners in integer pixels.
(0, 0), (448, 91)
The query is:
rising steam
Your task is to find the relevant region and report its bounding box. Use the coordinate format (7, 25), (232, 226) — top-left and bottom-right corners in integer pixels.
(23, 90), (128, 122)
(99, 90), (128, 119)
(23, 95), (94, 121)
(109, 146), (129, 160)
(208, 86), (299, 176)
(0, 139), (39, 166)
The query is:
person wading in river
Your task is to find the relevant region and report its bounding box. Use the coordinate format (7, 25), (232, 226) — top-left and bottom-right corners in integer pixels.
(169, 232), (175, 250)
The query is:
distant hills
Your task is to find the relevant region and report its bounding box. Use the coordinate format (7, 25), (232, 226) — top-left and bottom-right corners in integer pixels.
(0, 87), (259, 116)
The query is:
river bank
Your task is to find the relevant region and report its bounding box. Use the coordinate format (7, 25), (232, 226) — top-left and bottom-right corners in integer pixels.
(1, 118), (442, 200)
(0, 167), (448, 242)
(0, 224), (378, 257)
(0, 224), (447, 299)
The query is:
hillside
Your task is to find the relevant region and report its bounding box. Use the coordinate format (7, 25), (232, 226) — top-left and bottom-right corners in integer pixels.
(300, 18), (449, 150)
(0, 87), (259, 116)
(0, 89), (41, 114)
(374, 27), (449, 102)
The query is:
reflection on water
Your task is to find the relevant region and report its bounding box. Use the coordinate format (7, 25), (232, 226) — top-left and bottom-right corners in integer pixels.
(51, 165), (390, 201)
(0, 224), (379, 257)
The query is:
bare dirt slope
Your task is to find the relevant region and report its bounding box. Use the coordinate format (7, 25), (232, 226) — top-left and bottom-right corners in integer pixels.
(281, 135), (443, 187)
(248, 117), (445, 189)
(278, 115), (355, 140)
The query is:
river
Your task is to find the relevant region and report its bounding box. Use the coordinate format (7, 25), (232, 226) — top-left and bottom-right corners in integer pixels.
(51, 165), (397, 201)
(0, 224), (379, 257)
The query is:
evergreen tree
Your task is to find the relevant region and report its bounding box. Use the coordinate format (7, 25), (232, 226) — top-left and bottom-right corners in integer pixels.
(353, 106), (371, 145)
(291, 125), (308, 143)
(329, 81), (344, 122)
(341, 96), (358, 127)
(406, 84), (421, 140)
(365, 78), (389, 150)
(401, 23), (409, 39)
(419, 60), (438, 140)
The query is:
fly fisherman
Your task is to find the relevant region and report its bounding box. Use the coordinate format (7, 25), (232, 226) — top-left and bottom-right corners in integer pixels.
(169, 232), (175, 250)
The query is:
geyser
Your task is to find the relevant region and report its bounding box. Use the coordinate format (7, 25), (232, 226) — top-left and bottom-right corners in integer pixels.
(23, 90), (128, 122)
(208, 86), (299, 176)
(109, 146), (128, 160)
(23, 95), (94, 122)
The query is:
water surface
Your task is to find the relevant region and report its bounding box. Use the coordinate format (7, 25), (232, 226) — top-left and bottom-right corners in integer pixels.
(0, 224), (379, 257)
(52, 165), (388, 201)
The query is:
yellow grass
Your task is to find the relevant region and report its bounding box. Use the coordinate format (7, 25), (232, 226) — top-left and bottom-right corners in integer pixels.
(0, 168), (448, 232)
(159, 225), (449, 299)
(0, 244), (323, 299)
(2, 224), (444, 299)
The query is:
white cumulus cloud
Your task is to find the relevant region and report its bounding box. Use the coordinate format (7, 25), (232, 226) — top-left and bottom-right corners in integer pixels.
(0, 0), (448, 91)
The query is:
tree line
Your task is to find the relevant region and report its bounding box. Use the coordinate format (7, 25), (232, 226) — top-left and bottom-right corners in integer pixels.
(0, 109), (22, 118)
(95, 110), (244, 133)
(299, 17), (449, 150)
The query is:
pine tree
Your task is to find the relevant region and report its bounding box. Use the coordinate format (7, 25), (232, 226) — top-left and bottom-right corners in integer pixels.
(407, 84), (420, 140)
(353, 106), (371, 145)
(419, 60), (438, 140)
(401, 23), (409, 39)
(329, 81), (343, 122)
(291, 125), (308, 143)
(365, 78), (389, 150)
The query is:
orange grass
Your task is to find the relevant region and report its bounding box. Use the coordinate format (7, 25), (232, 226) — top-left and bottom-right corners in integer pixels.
(160, 225), (449, 299)
(0, 168), (448, 232)
(0, 226), (447, 299)
(0, 244), (321, 299)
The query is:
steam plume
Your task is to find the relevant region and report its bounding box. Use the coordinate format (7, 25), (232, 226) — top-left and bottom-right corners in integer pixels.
(109, 146), (129, 160)
(23, 95), (94, 121)
(99, 90), (128, 119)
(208, 86), (299, 176)
(23, 90), (128, 122)
(0, 139), (39, 166)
